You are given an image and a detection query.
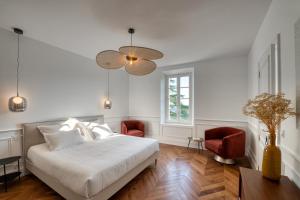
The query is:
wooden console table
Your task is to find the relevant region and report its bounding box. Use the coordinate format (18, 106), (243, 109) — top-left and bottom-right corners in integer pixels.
(239, 167), (300, 200)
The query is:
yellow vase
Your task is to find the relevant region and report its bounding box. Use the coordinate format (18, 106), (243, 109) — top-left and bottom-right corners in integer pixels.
(262, 133), (281, 181)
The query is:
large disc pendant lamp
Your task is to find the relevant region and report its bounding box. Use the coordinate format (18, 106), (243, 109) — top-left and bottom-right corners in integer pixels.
(96, 28), (163, 76)
(104, 70), (112, 109)
(8, 28), (27, 112)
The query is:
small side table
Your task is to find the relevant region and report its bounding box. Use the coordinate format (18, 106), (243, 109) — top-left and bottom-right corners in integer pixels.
(187, 137), (204, 152)
(0, 156), (21, 192)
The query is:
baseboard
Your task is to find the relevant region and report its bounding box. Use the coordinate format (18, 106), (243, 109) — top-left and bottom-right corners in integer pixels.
(247, 149), (258, 170)
(283, 160), (300, 188)
(146, 135), (204, 150)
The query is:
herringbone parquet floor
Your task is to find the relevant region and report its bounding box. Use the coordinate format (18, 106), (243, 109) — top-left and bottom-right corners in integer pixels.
(0, 144), (249, 200)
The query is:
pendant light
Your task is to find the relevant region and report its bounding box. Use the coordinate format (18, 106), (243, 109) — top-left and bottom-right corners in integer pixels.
(8, 28), (27, 112)
(104, 70), (112, 109)
(96, 28), (163, 76)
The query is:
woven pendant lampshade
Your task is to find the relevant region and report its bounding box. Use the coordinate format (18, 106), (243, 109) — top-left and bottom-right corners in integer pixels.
(125, 59), (156, 76)
(96, 28), (163, 76)
(8, 28), (27, 112)
(96, 50), (126, 69)
(119, 46), (163, 60)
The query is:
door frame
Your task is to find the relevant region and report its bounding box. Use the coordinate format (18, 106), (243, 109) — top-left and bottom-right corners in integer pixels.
(257, 34), (281, 145)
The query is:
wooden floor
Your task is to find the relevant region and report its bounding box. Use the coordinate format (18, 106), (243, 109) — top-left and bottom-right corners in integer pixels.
(0, 144), (250, 200)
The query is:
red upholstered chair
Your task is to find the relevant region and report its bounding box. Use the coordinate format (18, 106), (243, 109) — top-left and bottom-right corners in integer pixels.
(121, 120), (145, 137)
(205, 127), (245, 164)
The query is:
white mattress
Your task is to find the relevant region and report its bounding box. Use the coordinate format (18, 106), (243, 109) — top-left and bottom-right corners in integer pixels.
(27, 135), (159, 198)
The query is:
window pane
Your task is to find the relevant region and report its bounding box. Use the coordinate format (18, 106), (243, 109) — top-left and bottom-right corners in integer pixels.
(180, 99), (189, 106)
(168, 94), (177, 106)
(180, 108), (189, 120)
(180, 76), (189, 87)
(169, 77), (177, 88)
(180, 99), (189, 120)
(169, 88), (177, 95)
(168, 76), (177, 114)
(180, 88), (189, 98)
(169, 105), (177, 120)
(165, 74), (192, 123)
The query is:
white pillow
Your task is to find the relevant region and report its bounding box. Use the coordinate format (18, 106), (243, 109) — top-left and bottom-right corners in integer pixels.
(83, 122), (114, 140)
(38, 118), (79, 135)
(76, 122), (94, 141)
(91, 124), (114, 140)
(44, 129), (84, 151)
(38, 118), (93, 141)
(92, 123), (113, 133)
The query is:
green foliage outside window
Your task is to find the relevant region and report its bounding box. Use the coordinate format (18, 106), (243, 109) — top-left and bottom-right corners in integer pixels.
(168, 77), (189, 121)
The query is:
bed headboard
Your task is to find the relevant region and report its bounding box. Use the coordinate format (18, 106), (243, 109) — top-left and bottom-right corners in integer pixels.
(22, 115), (104, 158)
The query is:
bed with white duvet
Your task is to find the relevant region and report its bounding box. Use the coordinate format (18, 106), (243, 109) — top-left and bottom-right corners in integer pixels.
(23, 116), (159, 200)
(28, 134), (159, 198)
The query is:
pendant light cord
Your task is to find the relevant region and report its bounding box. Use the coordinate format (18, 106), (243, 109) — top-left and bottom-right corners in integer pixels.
(107, 70), (110, 98)
(128, 28), (134, 46)
(17, 34), (20, 96)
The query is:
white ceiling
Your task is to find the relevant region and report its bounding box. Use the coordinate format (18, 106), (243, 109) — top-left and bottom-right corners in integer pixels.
(0, 0), (271, 67)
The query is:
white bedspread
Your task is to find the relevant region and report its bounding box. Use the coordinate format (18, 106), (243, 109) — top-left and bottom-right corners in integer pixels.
(27, 135), (159, 198)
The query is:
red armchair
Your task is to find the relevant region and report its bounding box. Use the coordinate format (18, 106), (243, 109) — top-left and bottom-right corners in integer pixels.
(121, 120), (145, 137)
(205, 127), (245, 164)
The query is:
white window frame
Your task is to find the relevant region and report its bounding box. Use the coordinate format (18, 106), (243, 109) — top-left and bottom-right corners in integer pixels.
(165, 72), (193, 124)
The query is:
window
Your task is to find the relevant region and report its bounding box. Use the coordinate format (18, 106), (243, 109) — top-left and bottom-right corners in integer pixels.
(166, 73), (192, 123)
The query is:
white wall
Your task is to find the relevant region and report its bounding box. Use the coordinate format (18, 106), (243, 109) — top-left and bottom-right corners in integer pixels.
(194, 57), (248, 121)
(129, 69), (161, 118)
(0, 27), (129, 131)
(130, 56), (248, 121)
(296, 20), (300, 118)
(247, 0), (300, 187)
(0, 27), (129, 173)
(129, 56), (248, 148)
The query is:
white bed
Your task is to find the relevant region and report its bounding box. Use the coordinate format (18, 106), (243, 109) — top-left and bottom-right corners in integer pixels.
(23, 115), (159, 200)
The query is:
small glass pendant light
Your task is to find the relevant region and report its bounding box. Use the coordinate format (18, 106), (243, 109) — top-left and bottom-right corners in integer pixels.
(104, 70), (112, 109)
(8, 28), (27, 112)
(104, 99), (112, 109)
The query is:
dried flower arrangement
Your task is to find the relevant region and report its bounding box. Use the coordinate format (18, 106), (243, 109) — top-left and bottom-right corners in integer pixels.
(243, 93), (296, 135)
(244, 93), (296, 180)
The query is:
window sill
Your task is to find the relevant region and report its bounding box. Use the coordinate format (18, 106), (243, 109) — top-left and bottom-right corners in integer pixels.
(161, 123), (194, 128)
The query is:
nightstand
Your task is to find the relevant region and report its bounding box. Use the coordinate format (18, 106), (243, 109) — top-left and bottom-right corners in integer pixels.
(0, 156), (21, 192)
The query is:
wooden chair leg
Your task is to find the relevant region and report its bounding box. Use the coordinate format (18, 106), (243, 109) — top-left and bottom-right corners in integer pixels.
(187, 138), (191, 150)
